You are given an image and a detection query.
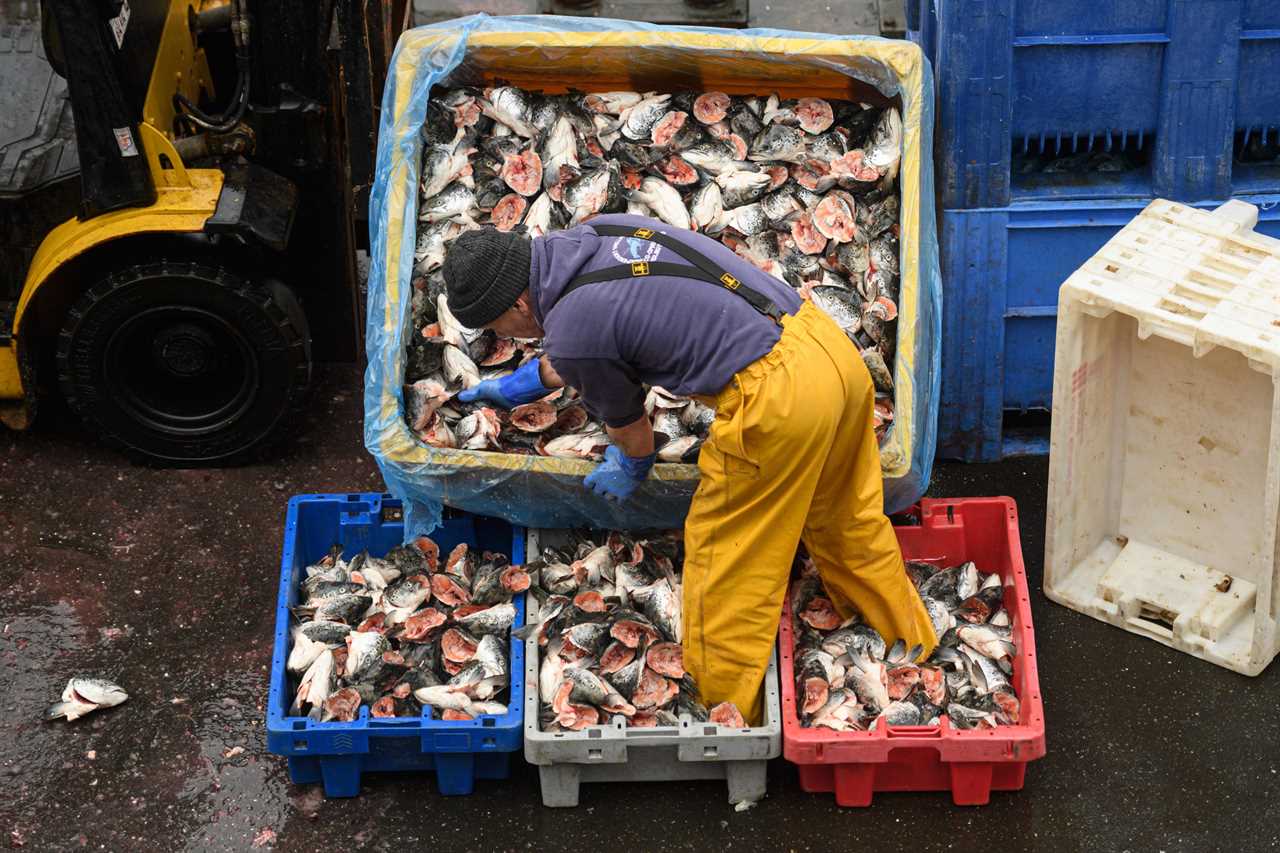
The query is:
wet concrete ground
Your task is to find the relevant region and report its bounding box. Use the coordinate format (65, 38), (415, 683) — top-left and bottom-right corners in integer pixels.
(2, 365), (1276, 851)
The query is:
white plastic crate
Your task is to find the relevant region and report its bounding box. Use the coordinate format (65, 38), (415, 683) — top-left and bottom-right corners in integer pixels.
(1045, 199), (1280, 675)
(523, 529), (782, 807)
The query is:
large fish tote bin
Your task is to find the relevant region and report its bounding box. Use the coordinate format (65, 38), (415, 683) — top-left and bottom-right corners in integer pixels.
(1045, 199), (1280, 676)
(779, 498), (1046, 806)
(265, 494), (526, 797)
(364, 15), (943, 533)
(522, 529), (782, 808)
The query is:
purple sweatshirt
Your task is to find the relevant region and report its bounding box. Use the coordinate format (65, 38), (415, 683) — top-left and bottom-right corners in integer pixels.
(528, 214), (803, 428)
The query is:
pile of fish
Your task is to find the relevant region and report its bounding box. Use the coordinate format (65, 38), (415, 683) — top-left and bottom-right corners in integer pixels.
(792, 557), (1021, 731)
(407, 84), (903, 454)
(405, 299), (715, 463)
(522, 530), (745, 731)
(287, 539), (528, 722)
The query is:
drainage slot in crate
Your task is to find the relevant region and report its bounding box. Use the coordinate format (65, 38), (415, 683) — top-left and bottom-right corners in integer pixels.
(1169, 284), (1217, 310)
(1157, 298), (1205, 320)
(1235, 125), (1280, 164)
(1187, 268), (1239, 294)
(1011, 128), (1153, 196)
(1232, 125), (1280, 194)
(1131, 602), (1178, 638)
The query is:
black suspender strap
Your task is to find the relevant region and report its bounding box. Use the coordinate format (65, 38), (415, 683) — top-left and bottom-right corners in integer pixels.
(559, 224), (789, 325)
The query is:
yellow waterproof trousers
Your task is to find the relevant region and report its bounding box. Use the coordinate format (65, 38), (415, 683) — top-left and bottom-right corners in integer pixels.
(682, 302), (937, 725)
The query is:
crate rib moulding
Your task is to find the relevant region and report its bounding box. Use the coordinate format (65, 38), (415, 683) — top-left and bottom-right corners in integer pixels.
(780, 498), (1046, 806)
(523, 529), (782, 808)
(265, 494), (525, 797)
(1046, 199), (1280, 675)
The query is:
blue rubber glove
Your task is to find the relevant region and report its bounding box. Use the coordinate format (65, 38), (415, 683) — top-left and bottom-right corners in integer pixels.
(457, 357), (549, 409)
(584, 445), (657, 502)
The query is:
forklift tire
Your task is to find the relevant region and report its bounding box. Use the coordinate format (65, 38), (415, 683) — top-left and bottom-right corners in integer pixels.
(55, 260), (311, 465)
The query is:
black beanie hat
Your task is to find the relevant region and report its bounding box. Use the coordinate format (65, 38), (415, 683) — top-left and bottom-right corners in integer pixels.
(442, 227), (532, 328)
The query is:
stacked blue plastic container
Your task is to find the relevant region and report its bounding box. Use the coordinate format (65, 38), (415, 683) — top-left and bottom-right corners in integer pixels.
(922, 0), (1280, 461)
(265, 494), (526, 797)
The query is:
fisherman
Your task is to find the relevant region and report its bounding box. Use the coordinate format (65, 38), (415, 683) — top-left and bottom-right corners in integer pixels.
(442, 214), (936, 724)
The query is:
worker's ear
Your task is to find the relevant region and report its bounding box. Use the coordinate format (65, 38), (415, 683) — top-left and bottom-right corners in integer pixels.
(514, 290), (534, 315)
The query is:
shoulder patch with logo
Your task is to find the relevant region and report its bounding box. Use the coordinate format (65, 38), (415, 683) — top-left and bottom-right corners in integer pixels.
(611, 236), (662, 266)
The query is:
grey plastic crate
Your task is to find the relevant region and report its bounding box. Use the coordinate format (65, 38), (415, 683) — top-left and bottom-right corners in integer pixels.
(523, 529), (783, 807)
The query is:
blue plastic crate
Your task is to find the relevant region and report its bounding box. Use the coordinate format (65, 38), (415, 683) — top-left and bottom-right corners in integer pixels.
(934, 0), (1280, 209)
(265, 493), (525, 797)
(905, 0), (936, 66)
(1235, 1), (1280, 195)
(938, 195), (1280, 461)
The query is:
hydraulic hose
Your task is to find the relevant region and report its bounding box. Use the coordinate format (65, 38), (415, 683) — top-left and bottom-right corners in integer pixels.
(174, 0), (250, 134)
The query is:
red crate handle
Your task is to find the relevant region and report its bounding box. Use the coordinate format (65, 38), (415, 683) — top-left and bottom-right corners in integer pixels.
(884, 724), (945, 739)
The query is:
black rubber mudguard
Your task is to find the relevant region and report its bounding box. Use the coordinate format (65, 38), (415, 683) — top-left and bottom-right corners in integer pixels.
(205, 162), (298, 252)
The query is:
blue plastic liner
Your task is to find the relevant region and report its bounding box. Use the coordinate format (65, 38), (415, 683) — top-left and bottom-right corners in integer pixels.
(264, 494), (525, 797)
(363, 14), (942, 537)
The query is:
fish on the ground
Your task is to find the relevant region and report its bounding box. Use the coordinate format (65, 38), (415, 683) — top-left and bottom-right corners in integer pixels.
(792, 553), (1021, 731)
(285, 540), (521, 721)
(411, 86), (906, 450)
(527, 531), (745, 731)
(46, 677), (129, 722)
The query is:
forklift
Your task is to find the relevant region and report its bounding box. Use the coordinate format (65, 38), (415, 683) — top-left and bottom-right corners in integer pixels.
(0, 0), (408, 462)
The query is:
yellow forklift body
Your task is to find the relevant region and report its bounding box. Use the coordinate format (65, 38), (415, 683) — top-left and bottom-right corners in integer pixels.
(6, 170), (225, 396)
(3, 0), (224, 403)
(144, 0), (217, 148)
(0, 350), (20, 400)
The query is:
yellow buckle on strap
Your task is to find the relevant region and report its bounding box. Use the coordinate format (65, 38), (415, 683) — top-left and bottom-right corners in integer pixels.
(720, 273), (740, 290)
(631, 261), (650, 276)
(633, 227), (654, 238)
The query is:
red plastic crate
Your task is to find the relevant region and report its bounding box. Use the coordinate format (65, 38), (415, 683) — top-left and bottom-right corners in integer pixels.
(779, 497), (1046, 806)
